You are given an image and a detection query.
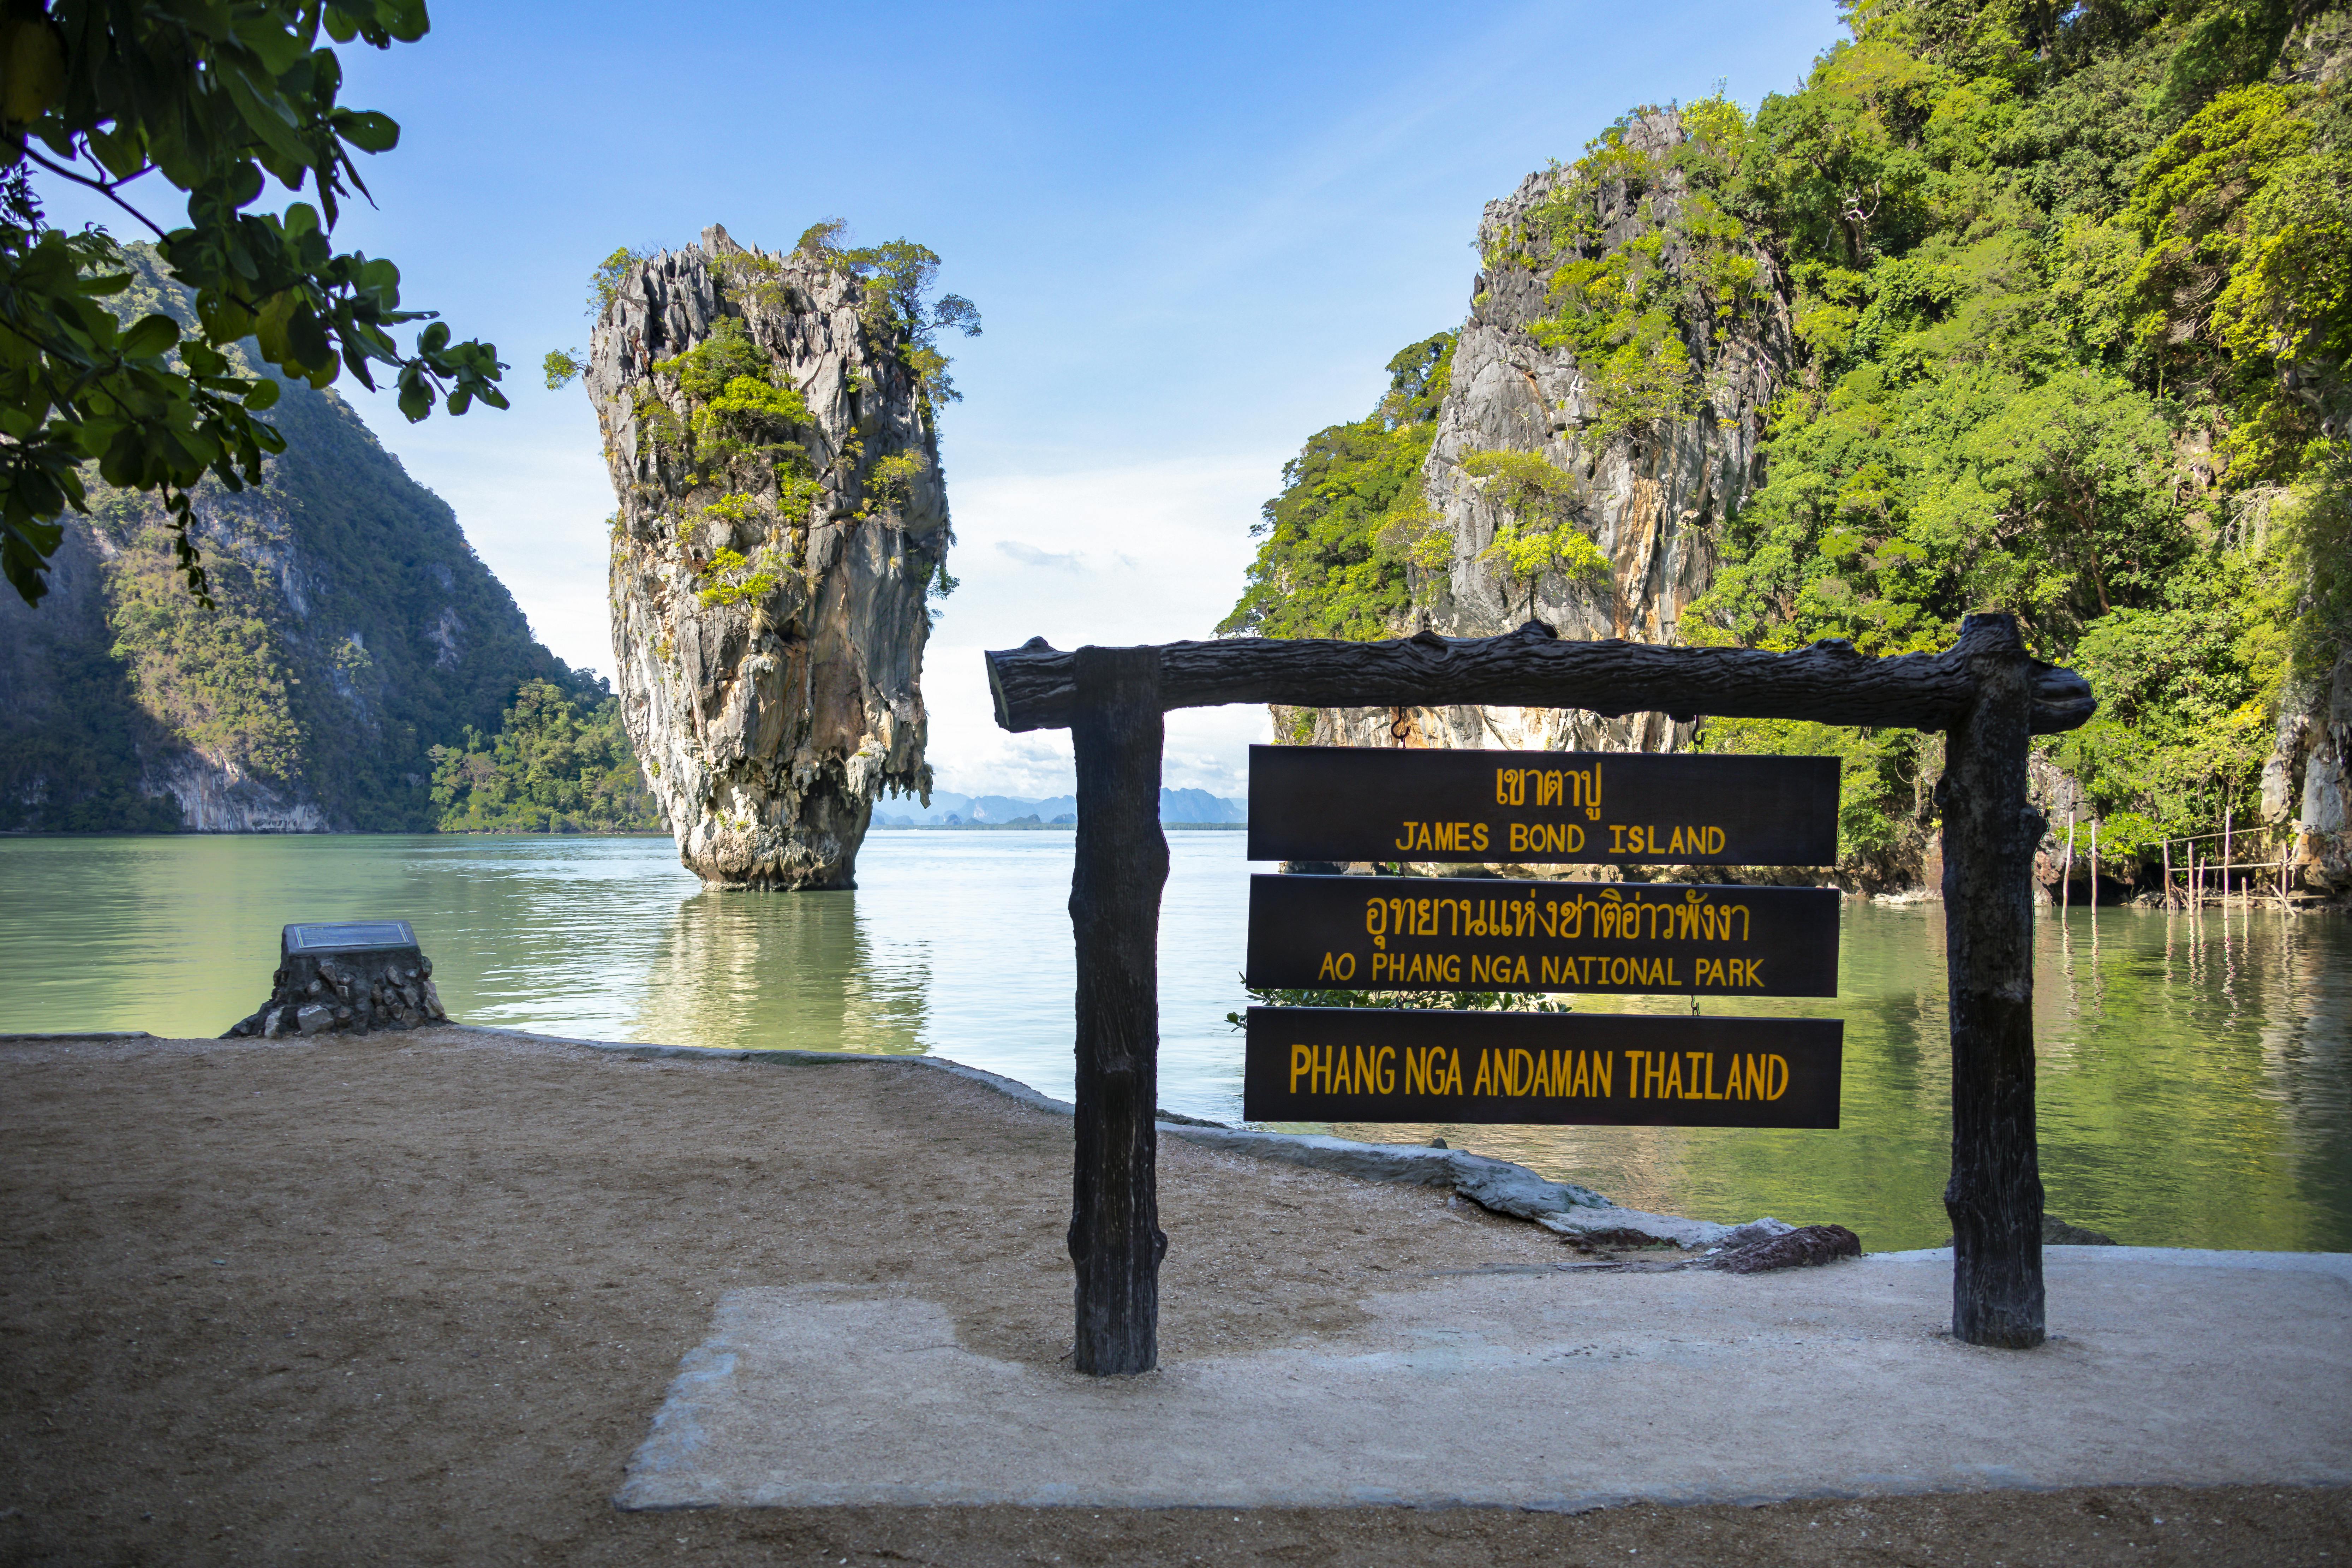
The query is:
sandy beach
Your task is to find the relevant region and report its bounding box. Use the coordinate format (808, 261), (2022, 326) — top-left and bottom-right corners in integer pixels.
(2, 1025), (2344, 1566)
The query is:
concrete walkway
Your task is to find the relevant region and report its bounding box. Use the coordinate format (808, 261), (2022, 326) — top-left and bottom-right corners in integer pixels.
(616, 1247), (2351, 1511)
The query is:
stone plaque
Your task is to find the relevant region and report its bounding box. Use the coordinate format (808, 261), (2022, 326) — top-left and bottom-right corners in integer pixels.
(283, 920), (418, 954)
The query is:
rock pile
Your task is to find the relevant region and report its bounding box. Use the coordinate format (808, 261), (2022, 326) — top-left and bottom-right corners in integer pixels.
(224, 922), (448, 1039)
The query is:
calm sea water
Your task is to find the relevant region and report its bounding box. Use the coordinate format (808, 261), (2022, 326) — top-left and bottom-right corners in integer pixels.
(1, 831), (2344, 1252)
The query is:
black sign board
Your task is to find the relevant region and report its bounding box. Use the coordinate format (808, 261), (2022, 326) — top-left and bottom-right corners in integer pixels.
(1245, 875), (1840, 997)
(1248, 745), (1839, 866)
(1242, 1007), (1843, 1127)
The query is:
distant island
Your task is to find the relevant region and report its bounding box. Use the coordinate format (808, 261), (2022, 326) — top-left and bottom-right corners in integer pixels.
(873, 787), (1244, 829)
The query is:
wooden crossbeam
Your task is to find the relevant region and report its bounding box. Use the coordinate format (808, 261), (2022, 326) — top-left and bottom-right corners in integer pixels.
(987, 615), (2096, 737)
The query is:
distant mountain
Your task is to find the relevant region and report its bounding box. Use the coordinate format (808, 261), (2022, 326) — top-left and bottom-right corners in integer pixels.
(0, 248), (595, 833)
(872, 787), (1244, 827)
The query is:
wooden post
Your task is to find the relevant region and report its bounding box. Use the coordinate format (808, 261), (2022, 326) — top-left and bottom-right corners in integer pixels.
(2088, 819), (2099, 909)
(2163, 838), (2173, 908)
(2063, 809), (2075, 913)
(1065, 645), (1170, 1375)
(1940, 614), (2046, 1348)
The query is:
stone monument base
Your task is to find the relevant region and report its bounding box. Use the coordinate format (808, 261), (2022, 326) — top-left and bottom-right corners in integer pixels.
(225, 920), (448, 1038)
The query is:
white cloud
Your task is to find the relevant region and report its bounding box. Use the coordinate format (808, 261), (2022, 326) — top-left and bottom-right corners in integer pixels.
(920, 451), (1281, 798)
(995, 539), (1087, 570)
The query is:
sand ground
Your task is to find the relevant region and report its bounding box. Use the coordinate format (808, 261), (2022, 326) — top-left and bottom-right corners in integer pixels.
(1, 1026), (2344, 1566)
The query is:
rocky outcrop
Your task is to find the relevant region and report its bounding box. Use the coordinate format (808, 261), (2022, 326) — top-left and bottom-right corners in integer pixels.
(2264, 651), (2352, 899)
(142, 749), (331, 833)
(1288, 111), (1791, 762)
(225, 924), (448, 1038)
(585, 227), (943, 889)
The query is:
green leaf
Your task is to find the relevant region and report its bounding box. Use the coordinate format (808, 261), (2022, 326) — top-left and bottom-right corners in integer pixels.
(333, 109), (400, 153)
(119, 314), (183, 360)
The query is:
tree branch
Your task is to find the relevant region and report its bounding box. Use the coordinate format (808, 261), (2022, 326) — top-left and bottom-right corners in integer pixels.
(16, 142), (169, 239)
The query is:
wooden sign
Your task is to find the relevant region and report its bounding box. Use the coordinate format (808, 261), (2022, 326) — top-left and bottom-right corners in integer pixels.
(1242, 1007), (1843, 1127)
(1245, 874), (1840, 997)
(1248, 744), (1838, 866)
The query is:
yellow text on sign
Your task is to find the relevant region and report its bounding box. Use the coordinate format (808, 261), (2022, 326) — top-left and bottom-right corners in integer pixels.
(1283, 1044), (1791, 1102)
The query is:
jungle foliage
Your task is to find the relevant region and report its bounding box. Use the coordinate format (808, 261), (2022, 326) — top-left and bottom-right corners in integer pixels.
(1219, 333), (1456, 642)
(1233, 0), (2351, 872)
(428, 678), (661, 833)
(1675, 0), (2351, 867)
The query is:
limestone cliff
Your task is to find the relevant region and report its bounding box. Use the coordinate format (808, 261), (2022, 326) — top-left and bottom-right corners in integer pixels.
(585, 226), (947, 889)
(1288, 111), (1791, 761)
(0, 250), (582, 833)
(2262, 653), (2352, 899)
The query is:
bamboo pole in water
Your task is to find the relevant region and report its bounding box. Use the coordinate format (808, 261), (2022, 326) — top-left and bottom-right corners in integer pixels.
(2063, 810), (2076, 913)
(2223, 806), (2233, 907)
(2089, 819), (2099, 909)
(2163, 838), (2174, 908)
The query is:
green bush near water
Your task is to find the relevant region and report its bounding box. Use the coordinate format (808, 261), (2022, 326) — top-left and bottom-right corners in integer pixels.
(428, 679), (662, 834)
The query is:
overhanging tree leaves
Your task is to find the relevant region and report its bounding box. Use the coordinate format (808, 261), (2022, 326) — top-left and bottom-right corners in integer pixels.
(1, 0), (507, 608)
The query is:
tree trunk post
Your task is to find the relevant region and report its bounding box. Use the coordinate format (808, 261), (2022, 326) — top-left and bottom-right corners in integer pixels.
(1939, 613), (2047, 1348)
(1066, 645), (1170, 1375)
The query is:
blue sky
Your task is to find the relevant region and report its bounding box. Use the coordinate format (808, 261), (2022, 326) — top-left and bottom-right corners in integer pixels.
(49, 0), (1841, 797)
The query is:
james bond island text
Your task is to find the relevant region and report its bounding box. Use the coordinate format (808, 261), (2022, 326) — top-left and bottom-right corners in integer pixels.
(1249, 746), (1839, 866)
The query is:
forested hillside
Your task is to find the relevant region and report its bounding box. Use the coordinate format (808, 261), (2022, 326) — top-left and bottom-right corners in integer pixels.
(0, 248), (644, 834)
(1231, 0), (2351, 893)
(428, 679), (662, 833)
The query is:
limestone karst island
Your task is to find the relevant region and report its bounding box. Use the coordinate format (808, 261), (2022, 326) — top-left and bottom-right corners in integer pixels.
(2, 0), (2348, 1562)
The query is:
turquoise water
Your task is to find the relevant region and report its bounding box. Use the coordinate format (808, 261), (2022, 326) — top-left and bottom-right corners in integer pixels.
(1, 831), (2344, 1251)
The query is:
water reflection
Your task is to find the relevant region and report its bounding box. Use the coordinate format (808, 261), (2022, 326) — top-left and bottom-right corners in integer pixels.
(1342, 902), (2351, 1253)
(632, 888), (930, 1054)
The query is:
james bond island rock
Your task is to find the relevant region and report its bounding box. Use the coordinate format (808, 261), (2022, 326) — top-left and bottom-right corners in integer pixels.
(579, 225), (969, 889)
(1280, 109), (1791, 758)
(225, 922), (447, 1038)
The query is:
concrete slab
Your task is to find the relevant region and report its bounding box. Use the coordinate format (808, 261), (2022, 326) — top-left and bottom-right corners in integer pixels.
(616, 1248), (2352, 1510)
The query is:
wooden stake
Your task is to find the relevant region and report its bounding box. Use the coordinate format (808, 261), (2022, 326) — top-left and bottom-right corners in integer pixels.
(2223, 805), (2233, 906)
(2163, 838), (2174, 908)
(2089, 819), (2099, 909)
(1940, 615), (2046, 1348)
(2063, 810), (2076, 913)
(1065, 645), (1170, 1375)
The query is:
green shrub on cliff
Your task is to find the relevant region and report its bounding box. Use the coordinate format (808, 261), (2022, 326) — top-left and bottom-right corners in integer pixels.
(1220, 333), (1455, 642)
(1672, 0), (2348, 868)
